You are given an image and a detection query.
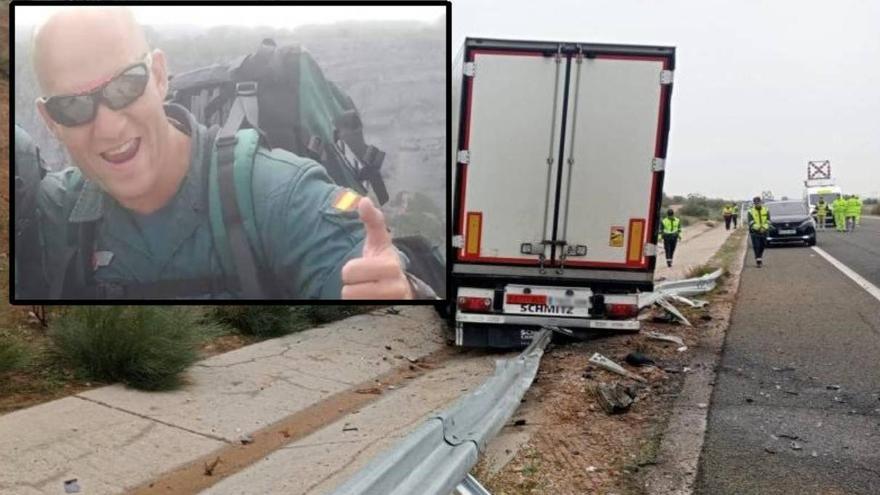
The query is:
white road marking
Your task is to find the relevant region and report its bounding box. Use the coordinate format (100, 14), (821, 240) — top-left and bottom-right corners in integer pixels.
(812, 246), (880, 304)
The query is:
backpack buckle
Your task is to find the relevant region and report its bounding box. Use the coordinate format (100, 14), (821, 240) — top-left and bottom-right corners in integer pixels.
(235, 81), (258, 96)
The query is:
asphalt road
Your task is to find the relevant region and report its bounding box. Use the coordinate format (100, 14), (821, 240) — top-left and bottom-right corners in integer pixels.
(695, 226), (880, 494)
(815, 215), (880, 287)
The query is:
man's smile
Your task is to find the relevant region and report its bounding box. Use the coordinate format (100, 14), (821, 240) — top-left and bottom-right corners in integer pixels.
(100, 137), (141, 165)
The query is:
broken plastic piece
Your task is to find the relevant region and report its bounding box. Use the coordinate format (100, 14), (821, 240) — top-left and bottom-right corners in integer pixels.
(645, 331), (685, 347)
(64, 479), (81, 494)
(588, 353), (647, 383)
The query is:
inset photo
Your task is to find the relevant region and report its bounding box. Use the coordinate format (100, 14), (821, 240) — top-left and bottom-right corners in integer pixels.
(11, 3), (447, 301)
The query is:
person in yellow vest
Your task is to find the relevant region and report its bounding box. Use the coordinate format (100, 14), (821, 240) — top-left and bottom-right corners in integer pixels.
(833, 196), (847, 232)
(722, 204), (737, 230)
(658, 209), (682, 268)
(846, 194), (861, 232)
(747, 196), (771, 267)
(815, 199), (828, 231)
(853, 194), (863, 228)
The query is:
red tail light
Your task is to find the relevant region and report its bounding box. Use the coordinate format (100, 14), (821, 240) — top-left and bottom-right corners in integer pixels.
(606, 303), (638, 320)
(458, 296), (493, 313)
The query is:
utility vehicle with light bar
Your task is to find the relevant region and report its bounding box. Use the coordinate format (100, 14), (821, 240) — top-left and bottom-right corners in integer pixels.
(449, 38), (675, 348)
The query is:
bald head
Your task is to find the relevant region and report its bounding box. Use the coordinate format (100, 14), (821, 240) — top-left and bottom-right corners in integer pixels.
(33, 7), (150, 95)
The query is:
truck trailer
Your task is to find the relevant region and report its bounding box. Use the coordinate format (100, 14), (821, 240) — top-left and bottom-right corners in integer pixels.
(449, 38), (676, 348)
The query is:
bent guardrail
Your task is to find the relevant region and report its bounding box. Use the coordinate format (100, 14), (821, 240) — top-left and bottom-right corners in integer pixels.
(328, 329), (552, 495)
(639, 268), (723, 308)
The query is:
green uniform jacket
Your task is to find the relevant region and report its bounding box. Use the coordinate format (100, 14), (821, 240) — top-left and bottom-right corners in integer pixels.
(37, 104), (380, 299)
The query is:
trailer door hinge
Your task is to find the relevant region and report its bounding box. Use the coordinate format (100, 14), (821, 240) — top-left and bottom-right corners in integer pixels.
(457, 150), (470, 164)
(463, 62), (475, 77)
(644, 243), (657, 256)
(660, 70), (674, 85)
(651, 158), (665, 171)
(452, 235), (464, 248)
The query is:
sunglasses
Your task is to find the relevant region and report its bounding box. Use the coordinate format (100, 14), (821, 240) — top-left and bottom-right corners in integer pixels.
(40, 53), (152, 127)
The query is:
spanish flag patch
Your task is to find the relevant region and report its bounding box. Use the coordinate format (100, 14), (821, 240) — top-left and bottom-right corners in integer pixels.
(332, 189), (361, 212)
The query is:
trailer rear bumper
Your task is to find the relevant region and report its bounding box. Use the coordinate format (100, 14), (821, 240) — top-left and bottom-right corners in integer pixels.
(454, 315), (639, 348)
(456, 312), (639, 330)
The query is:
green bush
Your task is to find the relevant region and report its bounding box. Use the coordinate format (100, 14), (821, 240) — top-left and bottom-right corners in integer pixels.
(0, 335), (31, 374)
(210, 306), (300, 337)
(679, 203), (710, 218)
(50, 306), (202, 390)
(210, 305), (373, 338)
(304, 305), (371, 324)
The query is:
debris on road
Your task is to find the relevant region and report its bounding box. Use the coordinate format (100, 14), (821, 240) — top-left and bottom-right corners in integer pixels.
(342, 424), (359, 432)
(625, 352), (656, 367)
(669, 294), (709, 308)
(827, 384), (841, 391)
(204, 457), (221, 476)
(594, 382), (637, 414)
(512, 419), (527, 427)
(384, 307), (401, 315)
(772, 366), (796, 372)
(589, 353), (647, 383)
(790, 441), (803, 451)
(354, 386), (383, 395)
(765, 446), (778, 454)
(645, 331), (685, 347)
(239, 434), (254, 445)
(63, 479), (81, 493)
(655, 297), (692, 327)
(777, 433), (799, 440)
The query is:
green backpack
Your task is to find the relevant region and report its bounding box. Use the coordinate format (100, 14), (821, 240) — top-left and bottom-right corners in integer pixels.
(168, 39), (445, 298)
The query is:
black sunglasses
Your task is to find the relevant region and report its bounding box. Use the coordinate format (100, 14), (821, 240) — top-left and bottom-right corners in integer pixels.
(40, 53), (152, 127)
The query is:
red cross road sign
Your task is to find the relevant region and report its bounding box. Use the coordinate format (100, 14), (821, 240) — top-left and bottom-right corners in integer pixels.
(807, 160), (831, 180)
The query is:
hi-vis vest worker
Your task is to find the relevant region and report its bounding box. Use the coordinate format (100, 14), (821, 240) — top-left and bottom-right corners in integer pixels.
(660, 216), (682, 239)
(748, 206), (770, 233)
(658, 209), (682, 268)
(833, 197), (847, 231)
(722, 205), (735, 216)
(747, 196), (770, 268)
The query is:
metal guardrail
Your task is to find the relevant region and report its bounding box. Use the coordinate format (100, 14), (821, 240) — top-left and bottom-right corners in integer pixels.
(328, 329), (552, 495)
(639, 268), (724, 308)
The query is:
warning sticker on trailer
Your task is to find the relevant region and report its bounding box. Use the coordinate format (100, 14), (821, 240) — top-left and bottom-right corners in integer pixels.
(610, 226), (625, 247)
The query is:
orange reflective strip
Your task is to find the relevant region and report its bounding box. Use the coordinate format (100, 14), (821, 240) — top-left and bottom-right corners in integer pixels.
(627, 219), (645, 263)
(466, 212), (482, 256)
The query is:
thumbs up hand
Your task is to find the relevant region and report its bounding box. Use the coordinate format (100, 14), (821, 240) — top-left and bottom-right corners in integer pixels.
(341, 197), (413, 299)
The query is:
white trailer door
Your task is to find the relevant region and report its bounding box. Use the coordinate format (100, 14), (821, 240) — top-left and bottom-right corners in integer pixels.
(457, 50), (566, 265)
(555, 54), (669, 269)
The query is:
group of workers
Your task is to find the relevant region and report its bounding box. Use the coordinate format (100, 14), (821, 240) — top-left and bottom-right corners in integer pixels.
(813, 195), (863, 232)
(658, 194), (864, 271)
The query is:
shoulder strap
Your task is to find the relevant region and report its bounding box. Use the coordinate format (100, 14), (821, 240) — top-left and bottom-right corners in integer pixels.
(209, 125), (270, 299)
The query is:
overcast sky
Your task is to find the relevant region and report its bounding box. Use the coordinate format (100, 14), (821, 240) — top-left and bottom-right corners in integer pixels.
(16, 5), (444, 28)
(453, 0), (880, 200)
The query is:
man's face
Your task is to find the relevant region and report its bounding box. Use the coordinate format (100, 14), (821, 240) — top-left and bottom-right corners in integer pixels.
(36, 12), (170, 205)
